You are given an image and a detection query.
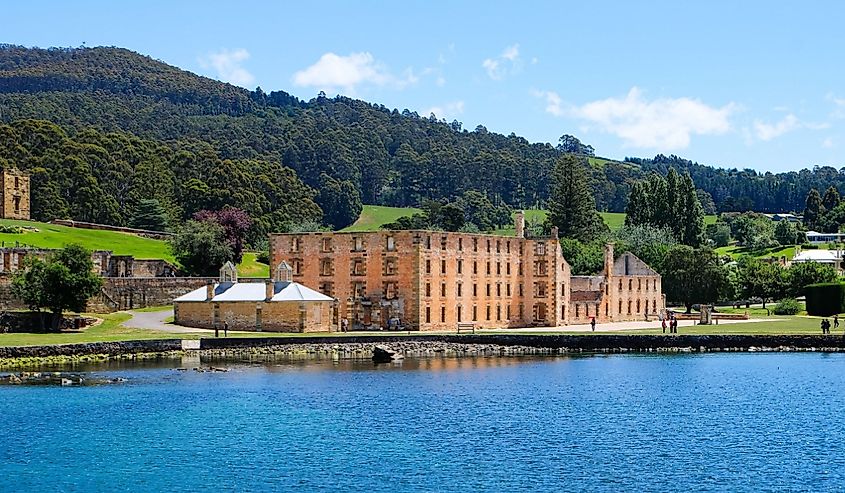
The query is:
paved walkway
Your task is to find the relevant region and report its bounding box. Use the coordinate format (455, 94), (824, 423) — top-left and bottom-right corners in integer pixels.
(120, 308), (785, 336)
(121, 308), (209, 334)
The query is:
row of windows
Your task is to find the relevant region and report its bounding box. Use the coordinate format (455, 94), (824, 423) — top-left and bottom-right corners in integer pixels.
(424, 259), (548, 276)
(288, 235), (549, 257)
(422, 281), (555, 299)
(290, 235), (398, 254)
(424, 303), (550, 323)
(618, 278), (659, 291)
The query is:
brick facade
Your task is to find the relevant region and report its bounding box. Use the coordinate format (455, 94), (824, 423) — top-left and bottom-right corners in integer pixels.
(269, 228), (664, 331)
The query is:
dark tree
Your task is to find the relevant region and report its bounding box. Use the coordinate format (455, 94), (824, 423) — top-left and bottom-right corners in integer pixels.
(11, 244), (103, 330)
(546, 154), (606, 241)
(194, 208), (252, 264)
(169, 220), (233, 276)
(130, 198), (169, 231)
(316, 173), (363, 230)
(803, 188), (824, 230)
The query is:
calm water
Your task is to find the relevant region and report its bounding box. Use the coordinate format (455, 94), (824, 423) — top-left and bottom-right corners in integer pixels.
(3, 353), (845, 492)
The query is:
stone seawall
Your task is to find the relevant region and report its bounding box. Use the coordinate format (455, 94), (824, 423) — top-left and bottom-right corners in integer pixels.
(0, 339), (183, 359)
(200, 334), (845, 351)
(4, 334), (845, 362)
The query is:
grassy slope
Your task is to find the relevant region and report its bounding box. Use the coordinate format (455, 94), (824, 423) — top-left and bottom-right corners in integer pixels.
(715, 244), (796, 260)
(342, 205), (421, 232)
(0, 219), (172, 260)
(0, 218), (269, 274)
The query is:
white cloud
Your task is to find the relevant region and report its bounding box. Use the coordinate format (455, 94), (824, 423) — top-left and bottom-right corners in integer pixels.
(482, 44), (521, 80)
(823, 137), (835, 148)
(753, 114), (800, 141)
(827, 93), (845, 119)
(534, 87), (735, 150)
(292, 52), (416, 94)
(752, 114), (829, 141)
(423, 101), (465, 120)
(199, 48), (255, 87)
(531, 89), (564, 116)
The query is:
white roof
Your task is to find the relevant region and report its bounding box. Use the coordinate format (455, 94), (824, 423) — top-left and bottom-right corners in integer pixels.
(174, 281), (334, 303)
(793, 250), (841, 263)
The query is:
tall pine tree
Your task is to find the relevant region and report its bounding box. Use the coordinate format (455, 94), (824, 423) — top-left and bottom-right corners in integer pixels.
(546, 154), (606, 241)
(624, 169), (704, 246)
(803, 188), (823, 230)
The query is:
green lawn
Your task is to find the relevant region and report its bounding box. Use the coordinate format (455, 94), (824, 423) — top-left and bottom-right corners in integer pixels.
(0, 313), (185, 347)
(0, 219), (173, 260)
(0, 311), (838, 348)
(342, 205), (421, 232)
(715, 244), (796, 260)
(0, 218), (267, 275)
(237, 252), (270, 277)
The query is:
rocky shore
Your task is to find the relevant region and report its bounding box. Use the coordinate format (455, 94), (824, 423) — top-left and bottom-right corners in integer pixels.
(3, 334), (845, 369)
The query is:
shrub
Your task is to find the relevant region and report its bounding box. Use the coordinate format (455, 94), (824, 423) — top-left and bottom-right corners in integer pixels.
(773, 298), (802, 315)
(256, 250), (270, 265)
(0, 224), (23, 234)
(805, 283), (845, 316)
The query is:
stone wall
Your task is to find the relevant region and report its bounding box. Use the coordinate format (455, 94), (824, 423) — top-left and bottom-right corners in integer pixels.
(49, 219), (172, 239)
(0, 168), (29, 220)
(175, 300), (334, 332)
(0, 339), (182, 359)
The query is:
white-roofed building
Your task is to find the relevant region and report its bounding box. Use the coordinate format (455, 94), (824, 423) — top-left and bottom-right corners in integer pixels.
(791, 248), (845, 272)
(173, 261), (336, 332)
(805, 231), (845, 244)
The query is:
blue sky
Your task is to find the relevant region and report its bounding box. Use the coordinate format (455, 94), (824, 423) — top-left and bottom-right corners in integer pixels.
(5, 0), (845, 172)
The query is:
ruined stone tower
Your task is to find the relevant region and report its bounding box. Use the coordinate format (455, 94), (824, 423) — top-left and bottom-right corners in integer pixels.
(0, 168), (29, 220)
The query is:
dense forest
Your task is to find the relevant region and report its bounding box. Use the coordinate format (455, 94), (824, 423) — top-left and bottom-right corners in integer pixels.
(0, 44), (842, 228)
(0, 119), (321, 242)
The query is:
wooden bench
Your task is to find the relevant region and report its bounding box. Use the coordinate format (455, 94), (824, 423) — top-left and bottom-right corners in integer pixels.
(457, 322), (476, 334)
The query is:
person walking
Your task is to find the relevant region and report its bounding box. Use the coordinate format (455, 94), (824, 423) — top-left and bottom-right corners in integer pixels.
(223, 321), (228, 337)
(661, 318), (667, 334)
(341, 318), (349, 333)
(835, 315), (840, 331)
(590, 316), (596, 332)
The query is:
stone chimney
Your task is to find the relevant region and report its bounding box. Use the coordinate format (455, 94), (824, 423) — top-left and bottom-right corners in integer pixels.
(603, 243), (615, 277)
(265, 280), (275, 301)
(550, 226), (559, 239)
(205, 281), (215, 301)
(515, 211), (525, 239)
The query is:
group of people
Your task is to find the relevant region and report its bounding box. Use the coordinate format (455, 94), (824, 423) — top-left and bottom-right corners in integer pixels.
(821, 314), (840, 335)
(661, 313), (679, 334)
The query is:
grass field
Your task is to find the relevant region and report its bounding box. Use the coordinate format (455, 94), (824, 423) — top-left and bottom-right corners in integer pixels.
(0, 313), (835, 348)
(342, 205), (421, 232)
(0, 218), (269, 275)
(715, 244), (796, 260)
(0, 313), (185, 347)
(0, 219), (173, 260)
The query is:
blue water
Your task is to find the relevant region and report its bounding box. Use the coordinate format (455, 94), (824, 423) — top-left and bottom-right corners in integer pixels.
(3, 353), (845, 492)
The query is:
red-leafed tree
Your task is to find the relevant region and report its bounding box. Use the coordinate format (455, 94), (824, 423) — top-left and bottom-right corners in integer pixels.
(194, 207), (252, 264)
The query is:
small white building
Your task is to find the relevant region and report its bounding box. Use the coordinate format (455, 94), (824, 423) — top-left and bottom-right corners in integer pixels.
(805, 231), (845, 244)
(792, 249), (845, 272)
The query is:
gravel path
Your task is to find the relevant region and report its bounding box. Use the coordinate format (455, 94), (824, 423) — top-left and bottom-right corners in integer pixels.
(121, 309), (212, 334)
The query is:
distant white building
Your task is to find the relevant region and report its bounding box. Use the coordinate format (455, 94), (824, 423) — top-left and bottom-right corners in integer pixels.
(792, 248), (845, 272)
(764, 213), (802, 223)
(805, 230), (845, 244)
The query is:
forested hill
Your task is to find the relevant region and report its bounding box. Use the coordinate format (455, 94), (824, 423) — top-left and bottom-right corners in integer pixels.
(0, 44), (840, 219)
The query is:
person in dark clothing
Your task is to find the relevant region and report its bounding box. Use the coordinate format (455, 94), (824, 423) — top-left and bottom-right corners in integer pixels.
(834, 315), (840, 331)
(223, 321), (228, 337)
(590, 317), (596, 332)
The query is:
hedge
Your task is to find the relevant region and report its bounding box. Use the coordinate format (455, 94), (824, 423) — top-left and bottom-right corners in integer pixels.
(805, 283), (845, 316)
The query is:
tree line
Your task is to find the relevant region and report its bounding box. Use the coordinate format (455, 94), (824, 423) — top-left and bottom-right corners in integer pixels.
(3, 45), (842, 217)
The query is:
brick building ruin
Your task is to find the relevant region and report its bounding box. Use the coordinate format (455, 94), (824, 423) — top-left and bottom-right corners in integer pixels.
(269, 214), (664, 331)
(0, 168), (29, 220)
